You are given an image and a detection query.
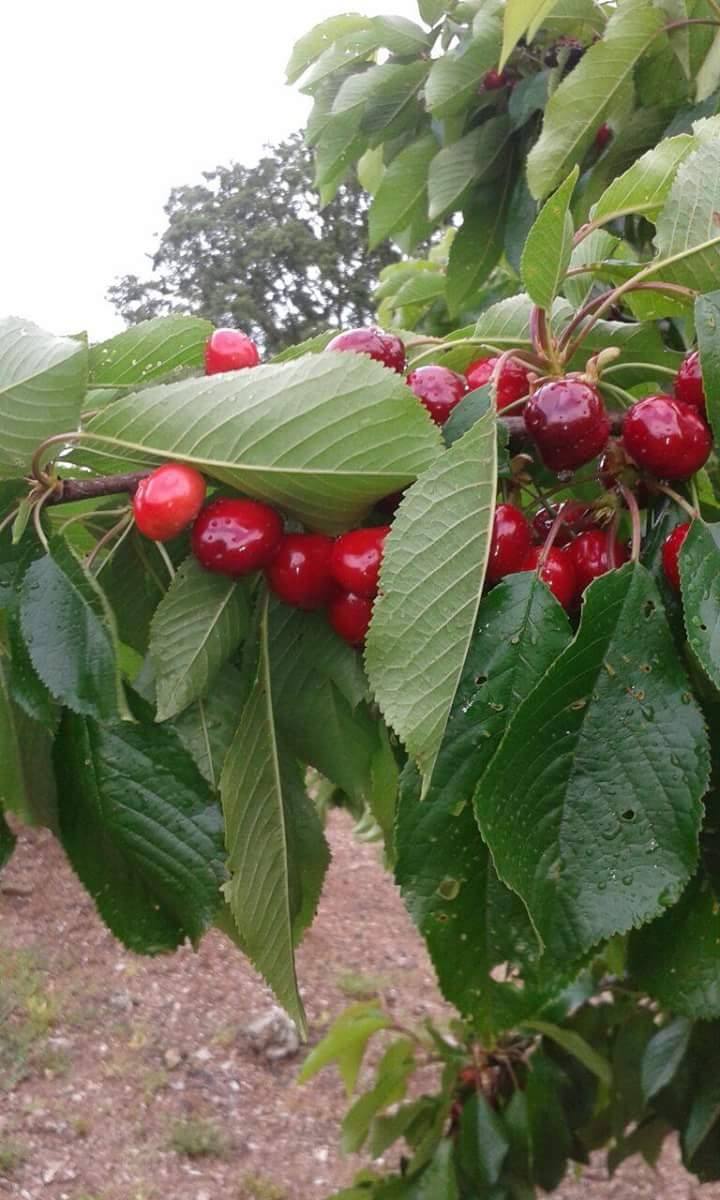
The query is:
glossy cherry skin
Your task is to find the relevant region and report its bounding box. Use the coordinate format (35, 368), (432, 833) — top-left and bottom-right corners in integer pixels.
(132, 463), (206, 542)
(524, 377), (610, 471)
(191, 498), (283, 576)
(328, 591), (373, 646)
(622, 395), (712, 480)
(406, 365), (468, 425)
(330, 526), (390, 599)
(674, 350), (706, 414)
(487, 504), (532, 584)
(531, 500), (591, 547)
(595, 123), (613, 151)
(567, 530), (628, 595)
(465, 356), (531, 411)
(519, 546), (577, 610)
(662, 522), (691, 591)
(204, 328), (260, 375)
(483, 68), (510, 89)
(265, 533), (334, 610)
(326, 327), (406, 374)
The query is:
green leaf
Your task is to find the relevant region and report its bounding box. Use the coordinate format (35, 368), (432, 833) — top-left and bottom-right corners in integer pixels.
(425, 15), (503, 117)
(476, 563), (709, 962)
(0, 655), (57, 828)
(149, 557), (249, 722)
(0, 317), (87, 480)
(97, 529), (166, 656)
(500, 0), (563, 69)
(220, 599), (330, 1034)
(287, 15), (373, 83)
(652, 135), (720, 292)
(521, 166), (578, 308)
(697, 29), (720, 103)
(20, 538), (128, 722)
(315, 104), (366, 190)
(172, 663), (246, 789)
(81, 353), (442, 535)
(590, 134), (695, 225)
(563, 230), (620, 310)
(696, 289), (720, 441)
(679, 521), (720, 691)
(392, 272), (446, 308)
(457, 1094), (509, 1189)
(395, 573), (574, 1036)
(428, 117), (512, 220)
(298, 1000), (392, 1094)
(416, 1139), (458, 1199)
(299, 29), (382, 93)
(366, 410), (497, 790)
(418, 0), (446, 24)
(526, 1020), (611, 1086)
(684, 1072), (720, 1162)
(526, 1053), (572, 1190)
(5, 612), (58, 730)
(446, 169), (514, 315)
(509, 70), (550, 129)
(342, 1039), (416, 1153)
(641, 1017), (692, 1102)
(88, 316), (212, 401)
(362, 62), (429, 145)
(527, 0), (665, 199)
(0, 805), (15, 871)
(369, 135), (438, 249)
(371, 15), (429, 55)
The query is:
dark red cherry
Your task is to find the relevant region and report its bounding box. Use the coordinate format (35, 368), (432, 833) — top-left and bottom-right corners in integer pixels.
(594, 123), (613, 151)
(622, 395), (712, 480)
(519, 546), (577, 610)
(132, 463), (206, 542)
(674, 350), (706, 415)
(487, 504), (532, 584)
(483, 68), (511, 89)
(465, 356), (531, 411)
(326, 327), (406, 374)
(567, 530), (628, 595)
(330, 526), (390, 599)
(524, 377), (610, 471)
(205, 328), (260, 374)
(328, 591), (373, 646)
(662, 522), (691, 591)
(192, 498), (283, 577)
(531, 500), (592, 547)
(266, 533), (334, 610)
(406, 365), (468, 425)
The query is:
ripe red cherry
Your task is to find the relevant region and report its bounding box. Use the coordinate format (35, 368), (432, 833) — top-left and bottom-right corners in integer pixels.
(326, 327), (406, 374)
(191, 498), (283, 576)
(266, 533), (334, 610)
(662, 522), (691, 591)
(330, 526), (390, 599)
(328, 591), (373, 646)
(531, 500), (591, 547)
(487, 504), (532, 584)
(406, 365), (468, 425)
(132, 463), (206, 542)
(519, 546), (577, 610)
(674, 350), (706, 414)
(595, 123), (613, 151)
(622, 395), (712, 480)
(524, 377), (610, 471)
(483, 68), (510, 89)
(465, 356), (531, 411)
(205, 328), (260, 375)
(567, 530), (628, 595)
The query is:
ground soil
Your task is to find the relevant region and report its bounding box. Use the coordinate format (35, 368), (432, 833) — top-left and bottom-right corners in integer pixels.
(1, 813), (719, 1200)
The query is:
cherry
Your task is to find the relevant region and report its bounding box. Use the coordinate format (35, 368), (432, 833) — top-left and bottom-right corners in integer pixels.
(132, 463), (206, 542)
(330, 526), (390, 599)
(487, 504), (532, 584)
(483, 68), (510, 89)
(465, 356), (531, 411)
(566, 530), (628, 595)
(266, 533), (334, 610)
(205, 328), (260, 375)
(406, 365), (468, 425)
(674, 350), (706, 414)
(594, 123), (613, 151)
(192, 497), (283, 576)
(531, 500), (591, 547)
(328, 591), (373, 646)
(519, 546), (577, 610)
(326, 327), (406, 374)
(523, 377), (610, 471)
(662, 522), (691, 591)
(622, 395), (712, 480)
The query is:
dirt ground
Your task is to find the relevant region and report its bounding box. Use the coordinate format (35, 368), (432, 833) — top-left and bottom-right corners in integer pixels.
(1, 813), (719, 1200)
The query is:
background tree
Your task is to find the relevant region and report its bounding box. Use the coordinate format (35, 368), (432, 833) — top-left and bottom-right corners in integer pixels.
(108, 133), (398, 355)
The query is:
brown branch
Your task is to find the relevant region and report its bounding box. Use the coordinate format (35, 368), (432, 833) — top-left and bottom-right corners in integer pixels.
(46, 471), (150, 505)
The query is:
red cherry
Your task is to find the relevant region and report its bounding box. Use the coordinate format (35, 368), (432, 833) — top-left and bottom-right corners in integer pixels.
(487, 504), (532, 584)
(131, 463), (206, 542)
(519, 546), (577, 610)
(674, 350), (706, 414)
(622, 395), (712, 480)
(662, 522), (691, 591)
(524, 377), (610, 471)
(406, 365), (468, 425)
(531, 500), (591, 547)
(567, 530), (628, 595)
(205, 328), (260, 375)
(377, 490), (406, 516)
(330, 526), (390, 599)
(191, 498), (283, 576)
(328, 591), (373, 646)
(326, 327), (406, 374)
(266, 533), (334, 610)
(483, 68), (510, 89)
(465, 356), (531, 411)
(594, 123), (613, 151)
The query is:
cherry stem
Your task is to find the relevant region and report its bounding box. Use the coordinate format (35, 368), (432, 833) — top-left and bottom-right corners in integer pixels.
(652, 482), (699, 521)
(563, 281), (699, 362)
(538, 507), (567, 566)
(558, 292), (614, 354)
(602, 361), (677, 380)
(86, 512), (133, 570)
(46, 471), (150, 506)
(619, 484), (642, 563)
(0, 506), (20, 538)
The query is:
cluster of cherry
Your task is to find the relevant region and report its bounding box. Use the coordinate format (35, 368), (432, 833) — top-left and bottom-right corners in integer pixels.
(130, 325), (709, 644)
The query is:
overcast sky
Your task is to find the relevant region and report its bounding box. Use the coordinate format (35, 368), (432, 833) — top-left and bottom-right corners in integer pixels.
(1, 0), (416, 341)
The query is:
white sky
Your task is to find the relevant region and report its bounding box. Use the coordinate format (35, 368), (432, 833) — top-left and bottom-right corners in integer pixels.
(1, 0), (416, 342)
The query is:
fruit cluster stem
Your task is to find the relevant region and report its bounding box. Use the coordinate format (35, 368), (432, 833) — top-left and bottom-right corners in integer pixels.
(45, 471), (151, 505)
